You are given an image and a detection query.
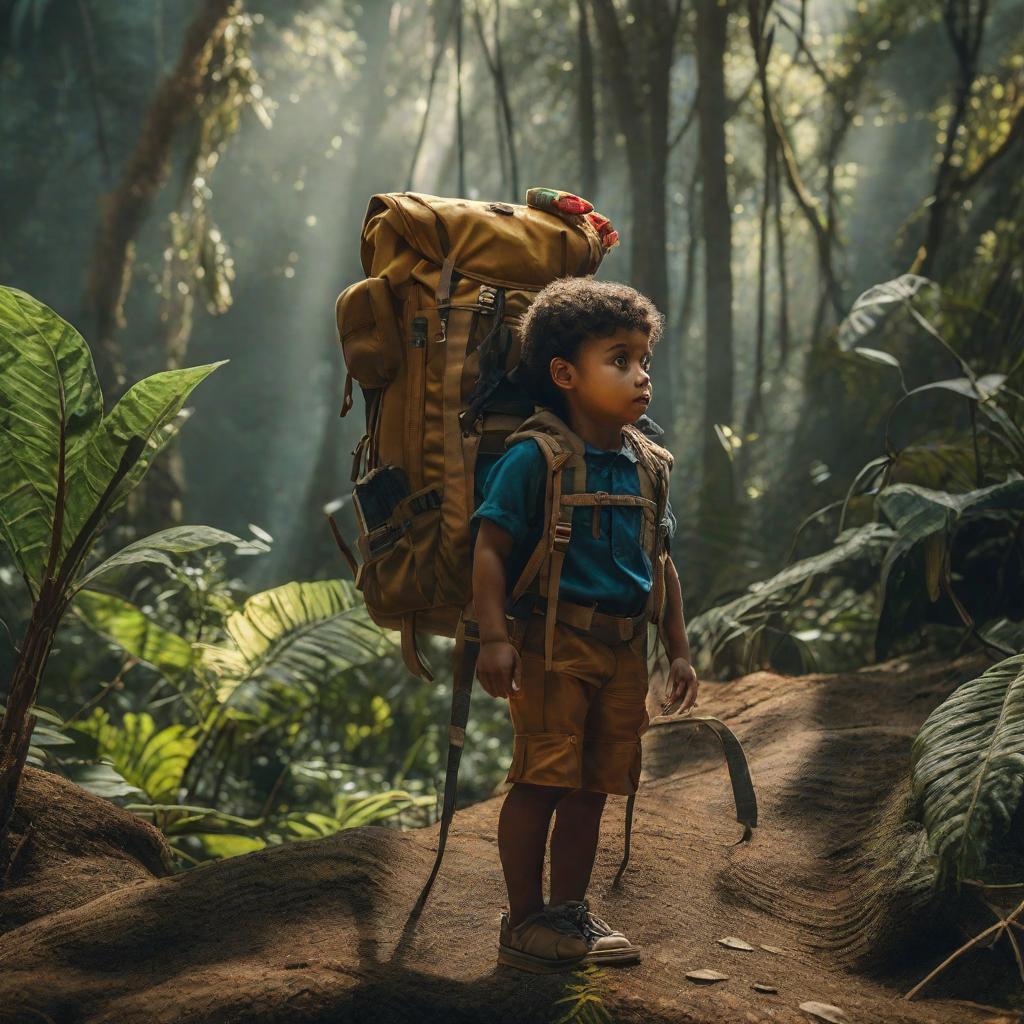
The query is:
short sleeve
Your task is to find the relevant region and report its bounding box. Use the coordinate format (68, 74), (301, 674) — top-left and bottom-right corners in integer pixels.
(471, 440), (546, 546)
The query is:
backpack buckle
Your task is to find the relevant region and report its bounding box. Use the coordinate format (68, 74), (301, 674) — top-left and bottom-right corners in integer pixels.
(478, 285), (498, 312)
(552, 521), (572, 551)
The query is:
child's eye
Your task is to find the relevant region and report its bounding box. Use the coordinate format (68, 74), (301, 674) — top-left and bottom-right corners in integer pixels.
(614, 355), (627, 367)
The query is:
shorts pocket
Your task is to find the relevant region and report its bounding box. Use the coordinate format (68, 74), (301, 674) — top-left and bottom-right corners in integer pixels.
(506, 731), (582, 789)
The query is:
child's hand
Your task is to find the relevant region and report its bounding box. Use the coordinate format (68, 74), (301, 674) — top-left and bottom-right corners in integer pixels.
(661, 657), (699, 715)
(476, 640), (522, 700)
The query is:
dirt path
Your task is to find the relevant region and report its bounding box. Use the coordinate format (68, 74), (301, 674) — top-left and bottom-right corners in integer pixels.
(0, 650), (1019, 1023)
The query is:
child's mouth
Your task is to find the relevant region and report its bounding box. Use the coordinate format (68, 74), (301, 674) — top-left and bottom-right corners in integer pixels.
(634, 394), (651, 405)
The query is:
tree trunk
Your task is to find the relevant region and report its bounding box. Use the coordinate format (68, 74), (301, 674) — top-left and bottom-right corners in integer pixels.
(575, 0), (598, 203)
(588, 0), (675, 438)
(695, 0), (736, 570)
(82, 0), (235, 402)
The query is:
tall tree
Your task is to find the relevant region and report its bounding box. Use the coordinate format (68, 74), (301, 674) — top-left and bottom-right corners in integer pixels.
(83, 0), (237, 402)
(694, 0), (736, 539)
(575, 0), (598, 203)
(588, 0), (680, 436)
(913, 0), (991, 276)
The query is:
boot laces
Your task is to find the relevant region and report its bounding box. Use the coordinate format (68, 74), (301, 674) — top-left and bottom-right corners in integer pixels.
(551, 900), (610, 941)
(542, 906), (587, 938)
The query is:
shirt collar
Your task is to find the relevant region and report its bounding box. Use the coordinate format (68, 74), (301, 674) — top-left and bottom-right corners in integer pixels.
(583, 437), (638, 463)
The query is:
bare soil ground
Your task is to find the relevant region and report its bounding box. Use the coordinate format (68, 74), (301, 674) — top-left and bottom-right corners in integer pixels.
(0, 650), (1020, 1024)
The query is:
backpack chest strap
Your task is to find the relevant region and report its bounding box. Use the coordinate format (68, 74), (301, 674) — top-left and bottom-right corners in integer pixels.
(561, 491), (658, 539)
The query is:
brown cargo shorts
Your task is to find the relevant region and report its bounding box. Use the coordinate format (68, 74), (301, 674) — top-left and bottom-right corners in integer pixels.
(503, 614), (650, 796)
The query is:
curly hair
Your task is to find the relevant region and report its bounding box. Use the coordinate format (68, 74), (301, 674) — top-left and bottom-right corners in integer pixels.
(516, 276), (664, 414)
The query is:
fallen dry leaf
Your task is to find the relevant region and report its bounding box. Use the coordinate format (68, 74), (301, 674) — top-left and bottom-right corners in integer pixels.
(685, 969), (730, 984)
(799, 1001), (850, 1023)
(717, 935), (755, 951)
(760, 944), (785, 954)
(752, 983), (778, 993)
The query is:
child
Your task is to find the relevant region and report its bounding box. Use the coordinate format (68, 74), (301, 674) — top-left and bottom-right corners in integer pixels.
(471, 277), (698, 974)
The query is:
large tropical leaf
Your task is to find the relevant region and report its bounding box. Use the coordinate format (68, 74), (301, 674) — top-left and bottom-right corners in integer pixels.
(875, 479), (1024, 657)
(196, 579), (398, 719)
(70, 708), (198, 803)
(73, 524), (249, 593)
(689, 522), (895, 664)
(911, 653), (1024, 888)
(63, 762), (146, 801)
(71, 589), (194, 683)
(59, 362), (227, 573)
(0, 287), (103, 592)
(837, 274), (936, 350)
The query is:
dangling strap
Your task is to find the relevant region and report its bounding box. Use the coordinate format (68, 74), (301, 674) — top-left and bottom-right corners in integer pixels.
(612, 713), (758, 887)
(339, 371), (354, 417)
(612, 793), (636, 888)
(415, 613), (480, 911)
(326, 513), (359, 578)
(400, 612), (434, 682)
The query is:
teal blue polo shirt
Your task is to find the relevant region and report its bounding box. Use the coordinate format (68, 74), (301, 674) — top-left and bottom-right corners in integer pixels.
(471, 437), (675, 617)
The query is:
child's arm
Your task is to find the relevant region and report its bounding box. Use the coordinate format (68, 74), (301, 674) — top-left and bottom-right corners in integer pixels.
(662, 556), (699, 713)
(472, 518), (522, 700)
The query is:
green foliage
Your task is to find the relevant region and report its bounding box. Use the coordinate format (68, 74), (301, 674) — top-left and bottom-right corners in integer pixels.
(52, 565), (506, 866)
(875, 479), (1024, 658)
(552, 965), (613, 1024)
(71, 588), (195, 684)
(688, 522), (895, 676)
(72, 708), (198, 804)
(837, 274), (937, 351)
(0, 286), (104, 591)
(692, 275), (1024, 677)
(197, 578), (395, 719)
(911, 653), (1024, 889)
(0, 287), (231, 598)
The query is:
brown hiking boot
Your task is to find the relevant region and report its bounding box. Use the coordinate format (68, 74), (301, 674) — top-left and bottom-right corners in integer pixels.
(547, 899), (641, 966)
(497, 907), (589, 973)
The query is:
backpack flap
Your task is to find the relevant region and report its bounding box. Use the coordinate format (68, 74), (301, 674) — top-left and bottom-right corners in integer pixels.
(359, 192), (606, 290)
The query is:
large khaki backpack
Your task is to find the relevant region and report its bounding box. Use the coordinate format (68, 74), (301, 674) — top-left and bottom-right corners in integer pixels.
(332, 190), (612, 680)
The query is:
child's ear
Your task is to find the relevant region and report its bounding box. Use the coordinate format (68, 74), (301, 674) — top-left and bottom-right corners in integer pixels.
(549, 356), (575, 393)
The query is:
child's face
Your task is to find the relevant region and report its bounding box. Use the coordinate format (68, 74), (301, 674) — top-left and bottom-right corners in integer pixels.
(550, 327), (653, 426)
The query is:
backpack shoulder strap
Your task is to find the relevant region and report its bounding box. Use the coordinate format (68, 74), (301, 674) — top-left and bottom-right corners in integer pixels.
(623, 424), (674, 627)
(504, 411), (588, 668)
(505, 414), (576, 605)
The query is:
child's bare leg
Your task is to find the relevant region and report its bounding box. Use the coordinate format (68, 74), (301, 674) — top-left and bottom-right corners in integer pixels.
(548, 788), (608, 905)
(498, 781), (570, 927)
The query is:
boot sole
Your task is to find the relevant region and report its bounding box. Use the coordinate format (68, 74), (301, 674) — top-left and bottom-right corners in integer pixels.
(497, 943), (587, 974)
(583, 945), (642, 966)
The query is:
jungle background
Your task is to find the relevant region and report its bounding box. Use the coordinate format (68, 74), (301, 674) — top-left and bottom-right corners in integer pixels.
(0, 0), (1021, 905)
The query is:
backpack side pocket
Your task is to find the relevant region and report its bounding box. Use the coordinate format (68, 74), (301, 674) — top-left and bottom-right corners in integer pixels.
(336, 277), (402, 387)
